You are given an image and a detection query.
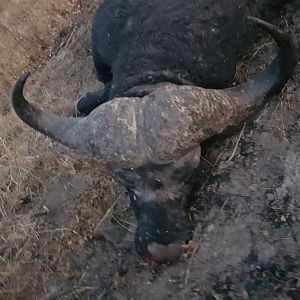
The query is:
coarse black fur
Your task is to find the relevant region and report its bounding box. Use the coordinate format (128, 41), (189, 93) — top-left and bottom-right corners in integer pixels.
(76, 0), (286, 115)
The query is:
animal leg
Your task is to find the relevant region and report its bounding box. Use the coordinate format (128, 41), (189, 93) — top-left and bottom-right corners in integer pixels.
(73, 83), (111, 117)
(92, 44), (112, 83)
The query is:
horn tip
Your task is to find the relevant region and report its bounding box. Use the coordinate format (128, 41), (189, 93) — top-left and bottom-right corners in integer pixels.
(247, 16), (259, 22)
(17, 72), (31, 85)
(247, 16), (271, 28)
(12, 72), (31, 96)
(11, 72), (31, 109)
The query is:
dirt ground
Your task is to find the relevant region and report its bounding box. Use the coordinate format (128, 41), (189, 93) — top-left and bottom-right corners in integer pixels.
(0, 0), (81, 115)
(0, 0), (300, 299)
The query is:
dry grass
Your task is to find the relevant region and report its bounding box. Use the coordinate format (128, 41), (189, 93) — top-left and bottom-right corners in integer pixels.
(0, 1), (83, 281)
(0, 104), (119, 297)
(0, 99), (119, 296)
(0, 114), (59, 290)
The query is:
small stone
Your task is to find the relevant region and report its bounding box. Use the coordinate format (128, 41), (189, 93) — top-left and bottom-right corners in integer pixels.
(280, 215), (287, 222)
(42, 205), (50, 214)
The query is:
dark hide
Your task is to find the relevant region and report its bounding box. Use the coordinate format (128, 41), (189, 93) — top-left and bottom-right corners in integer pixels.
(76, 0), (287, 115)
(92, 1), (281, 96)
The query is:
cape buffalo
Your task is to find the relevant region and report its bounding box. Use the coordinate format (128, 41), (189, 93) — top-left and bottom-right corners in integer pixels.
(11, 0), (298, 263)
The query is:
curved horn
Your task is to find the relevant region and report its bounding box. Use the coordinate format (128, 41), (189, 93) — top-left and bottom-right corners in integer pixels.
(229, 16), (299, 100)
(11, 74), (147, 167)
(12, 73), (90, 154)
(141, 17), (298, 160)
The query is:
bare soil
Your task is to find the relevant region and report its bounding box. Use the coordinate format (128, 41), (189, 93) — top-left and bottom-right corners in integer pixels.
(0, 1), (300, 299)
(0, 0), (80, 114)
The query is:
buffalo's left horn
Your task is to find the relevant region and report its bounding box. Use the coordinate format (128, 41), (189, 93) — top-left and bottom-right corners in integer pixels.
(11, 74), (147, 167)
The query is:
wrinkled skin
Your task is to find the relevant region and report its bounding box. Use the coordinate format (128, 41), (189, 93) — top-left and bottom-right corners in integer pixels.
(11, 5), (298, 263)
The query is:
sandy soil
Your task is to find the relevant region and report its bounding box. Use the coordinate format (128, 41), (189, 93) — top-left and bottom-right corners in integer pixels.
(0, 0), (80, 114)
(0, 0), (300, 299)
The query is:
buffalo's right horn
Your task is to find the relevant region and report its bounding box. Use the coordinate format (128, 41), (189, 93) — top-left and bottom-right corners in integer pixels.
(228, 16), (299, 101)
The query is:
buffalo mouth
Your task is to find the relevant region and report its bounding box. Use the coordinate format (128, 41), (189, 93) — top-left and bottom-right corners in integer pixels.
(147, 241), (195, 264)
(134, 215), (194, 263)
